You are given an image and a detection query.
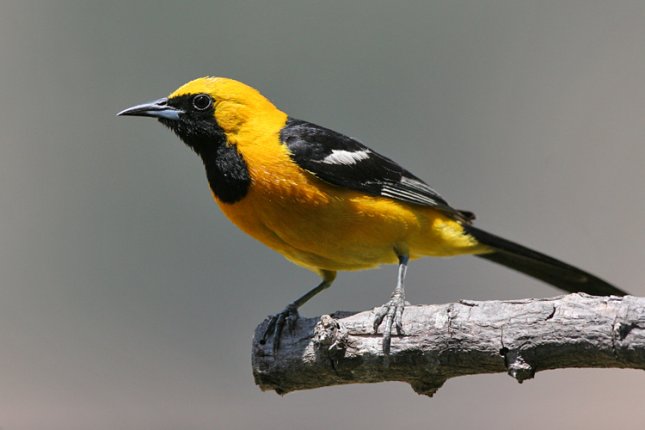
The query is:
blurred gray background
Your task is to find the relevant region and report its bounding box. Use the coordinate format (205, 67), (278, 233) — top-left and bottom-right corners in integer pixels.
(1, 1), (644, 429)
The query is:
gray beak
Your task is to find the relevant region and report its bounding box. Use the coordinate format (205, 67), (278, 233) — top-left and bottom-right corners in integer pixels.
(117, 98), (183, 120)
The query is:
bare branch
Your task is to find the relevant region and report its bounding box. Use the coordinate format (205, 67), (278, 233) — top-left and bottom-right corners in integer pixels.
(252, 293), (645, 397)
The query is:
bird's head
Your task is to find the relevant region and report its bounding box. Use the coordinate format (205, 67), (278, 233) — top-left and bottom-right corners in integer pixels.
(117, 77), (282, 152)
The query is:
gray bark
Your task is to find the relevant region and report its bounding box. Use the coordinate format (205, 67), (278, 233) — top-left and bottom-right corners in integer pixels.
(252, 293), (645, 397)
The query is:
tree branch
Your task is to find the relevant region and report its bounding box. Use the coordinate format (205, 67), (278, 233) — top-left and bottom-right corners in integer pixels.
(252, 293), (645, 397)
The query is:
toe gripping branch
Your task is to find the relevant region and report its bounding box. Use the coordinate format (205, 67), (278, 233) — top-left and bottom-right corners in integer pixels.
(260, 270), (336, 353)
(260, 303), (299, 352)
(373, 254), (409, 354)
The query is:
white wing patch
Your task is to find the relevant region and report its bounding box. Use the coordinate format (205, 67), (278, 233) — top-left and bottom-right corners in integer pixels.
(321, 149), (371, 165)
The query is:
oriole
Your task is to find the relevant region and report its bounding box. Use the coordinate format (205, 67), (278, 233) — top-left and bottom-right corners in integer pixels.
(118, 77), (626, 353)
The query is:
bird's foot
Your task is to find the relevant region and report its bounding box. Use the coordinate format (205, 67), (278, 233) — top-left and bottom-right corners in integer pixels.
(373, 287), (406, 355)
(259, 303), (299, 353)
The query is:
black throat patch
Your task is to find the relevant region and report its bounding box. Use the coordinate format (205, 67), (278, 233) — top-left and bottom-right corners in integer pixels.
(158, 95), (251, 204)
(198, 138), (251, 204)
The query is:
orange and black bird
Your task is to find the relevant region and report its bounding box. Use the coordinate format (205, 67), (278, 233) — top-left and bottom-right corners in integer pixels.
(118, 77), (626, 353)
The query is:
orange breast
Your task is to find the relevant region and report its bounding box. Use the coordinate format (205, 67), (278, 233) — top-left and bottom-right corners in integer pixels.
(214, 162), (487, 272)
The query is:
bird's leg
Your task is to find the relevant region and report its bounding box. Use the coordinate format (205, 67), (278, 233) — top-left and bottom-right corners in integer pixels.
(260, 270), (336, 353)
(373, 254), (409, 354)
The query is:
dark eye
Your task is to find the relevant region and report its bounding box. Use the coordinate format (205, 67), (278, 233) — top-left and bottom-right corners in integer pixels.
(193, 94), (212, 111)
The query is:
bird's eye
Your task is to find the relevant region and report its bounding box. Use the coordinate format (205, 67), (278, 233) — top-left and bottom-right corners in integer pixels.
(193, 94), (212, 111)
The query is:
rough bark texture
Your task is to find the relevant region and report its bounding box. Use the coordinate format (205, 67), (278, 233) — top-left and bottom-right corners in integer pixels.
(252, 293), (645, 397)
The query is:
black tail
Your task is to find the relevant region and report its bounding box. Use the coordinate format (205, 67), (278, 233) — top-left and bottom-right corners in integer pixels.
(463, 225), (627, 296)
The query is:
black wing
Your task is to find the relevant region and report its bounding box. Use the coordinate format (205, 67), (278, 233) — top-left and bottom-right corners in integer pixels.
(280, 118), (474, 223)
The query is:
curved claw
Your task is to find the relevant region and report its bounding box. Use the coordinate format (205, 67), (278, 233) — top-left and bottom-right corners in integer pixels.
(258, 273), (336, 354)
(372, 306), (389, 332)
(373, 290), (406, 355)
(260, 303), (299, 353)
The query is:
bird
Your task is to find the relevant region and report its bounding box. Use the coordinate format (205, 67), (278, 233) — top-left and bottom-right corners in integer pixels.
(118, 77), (627, 354)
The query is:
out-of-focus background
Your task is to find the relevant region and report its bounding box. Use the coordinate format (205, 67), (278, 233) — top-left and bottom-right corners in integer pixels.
(1, 2), (644, 429)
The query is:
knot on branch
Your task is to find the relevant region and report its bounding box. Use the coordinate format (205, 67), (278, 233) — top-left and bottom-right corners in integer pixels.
(313, 314), (348, 353)
(504, 351), (535, 383)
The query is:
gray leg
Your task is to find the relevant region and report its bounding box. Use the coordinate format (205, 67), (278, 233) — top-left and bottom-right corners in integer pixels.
(373, 254), (409, 354)
(261, 270), (337, 353)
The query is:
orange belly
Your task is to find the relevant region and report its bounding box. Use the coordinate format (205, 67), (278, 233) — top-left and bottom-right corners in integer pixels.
(214, 169), (489, 272)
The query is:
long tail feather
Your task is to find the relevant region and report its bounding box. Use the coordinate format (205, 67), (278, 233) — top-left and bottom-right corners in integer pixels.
(463, 225), (626, 296)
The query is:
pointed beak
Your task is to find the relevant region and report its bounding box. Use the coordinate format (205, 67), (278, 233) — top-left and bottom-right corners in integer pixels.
(117, 98), (183, 121)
